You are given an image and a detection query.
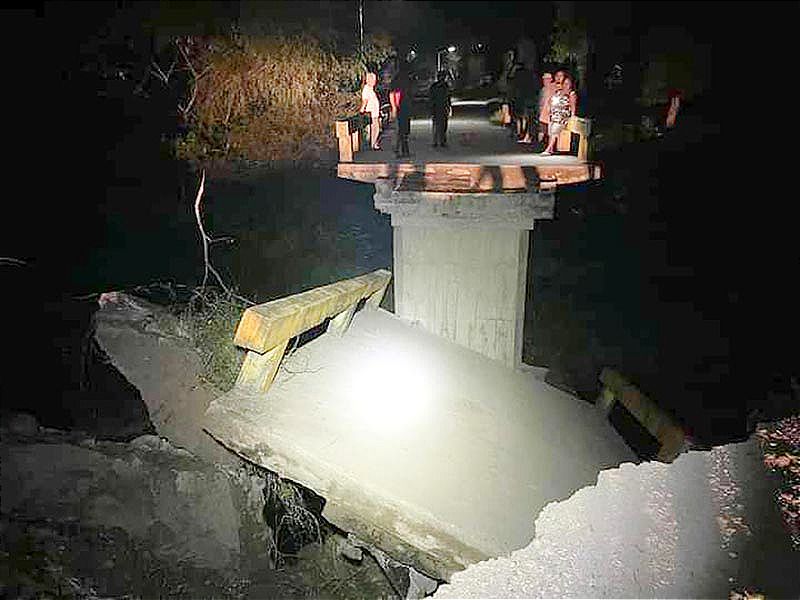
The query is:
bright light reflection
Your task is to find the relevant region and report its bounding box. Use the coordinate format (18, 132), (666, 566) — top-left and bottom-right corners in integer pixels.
(346, 342), (434, 431)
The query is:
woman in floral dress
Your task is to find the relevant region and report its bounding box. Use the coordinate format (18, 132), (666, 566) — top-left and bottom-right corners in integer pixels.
(541, 75), (577, 155)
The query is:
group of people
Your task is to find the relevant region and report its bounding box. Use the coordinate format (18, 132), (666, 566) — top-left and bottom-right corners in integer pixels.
(360, 66), (449, 158)
(358, 61), (578, 158)
(510, 68), (578, 155)
(358, 66), (412, 157)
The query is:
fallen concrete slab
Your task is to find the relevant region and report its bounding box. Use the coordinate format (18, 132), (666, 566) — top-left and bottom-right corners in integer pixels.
(204, 308), (635, 580)
(434, 437), (799, 598)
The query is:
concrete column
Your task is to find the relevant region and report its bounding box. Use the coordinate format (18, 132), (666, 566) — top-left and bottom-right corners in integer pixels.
(374, 179), (555, 368)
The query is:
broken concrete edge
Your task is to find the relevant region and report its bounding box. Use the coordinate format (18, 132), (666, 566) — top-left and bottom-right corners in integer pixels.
(200, 417), (443, 598)
(433, 435), (796, 599)
(202, 410), (487, 583)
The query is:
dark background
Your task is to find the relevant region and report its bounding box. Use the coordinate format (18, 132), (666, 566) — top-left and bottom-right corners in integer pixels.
(1, 2), (797, 445)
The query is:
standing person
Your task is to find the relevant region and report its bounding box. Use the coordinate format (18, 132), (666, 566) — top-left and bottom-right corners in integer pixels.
(390, 67), (412, 158)
(507, 62), (524, 140)
(517, 67), (540, 143)
(665, 87), (682, 128)
(359, 72), (382, 150)
(541, 74), (577, 155)
(537, 72), (555, 146)
(429, 70), (451, 148)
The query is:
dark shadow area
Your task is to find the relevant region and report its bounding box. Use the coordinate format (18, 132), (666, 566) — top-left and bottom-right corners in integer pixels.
(524, 83), (799, 448)
(0, 265), (155, 440)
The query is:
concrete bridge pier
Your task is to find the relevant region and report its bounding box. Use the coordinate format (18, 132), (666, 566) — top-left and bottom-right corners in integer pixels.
(374, 178), (555, 369)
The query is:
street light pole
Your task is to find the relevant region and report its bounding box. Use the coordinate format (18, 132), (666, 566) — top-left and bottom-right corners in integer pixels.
(358, 0), (364, 58)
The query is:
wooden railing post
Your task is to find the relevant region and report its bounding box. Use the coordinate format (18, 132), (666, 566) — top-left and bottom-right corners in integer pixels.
(598, 368), (687, 462)
(576, 118), (591, 161)
(556, 117), (592, 159)
(366, 283), (387, 309)
(235, 340), (290, 395)
(351, 124), (360, 153)
(335, 120), (353, 162)
(557, 127), (571, 152)
(328, 303), (357, 337)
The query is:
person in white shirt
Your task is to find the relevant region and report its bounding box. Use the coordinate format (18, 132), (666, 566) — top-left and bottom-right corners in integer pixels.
(359, 72), (382, 150)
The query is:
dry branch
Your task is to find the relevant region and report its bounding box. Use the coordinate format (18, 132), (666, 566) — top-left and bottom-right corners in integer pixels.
(0, 257), (27, 266)
(192, 169), (254, 306)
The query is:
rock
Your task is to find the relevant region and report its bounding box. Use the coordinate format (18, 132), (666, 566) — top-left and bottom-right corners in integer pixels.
(1, 437), (241, 572)
(4, 412), (40, 436)
(338, 536), (364, 562)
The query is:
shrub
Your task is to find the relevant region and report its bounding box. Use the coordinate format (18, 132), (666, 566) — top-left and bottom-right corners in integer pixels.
(174, 31), (389, 163)
(177, 288), (248, 391)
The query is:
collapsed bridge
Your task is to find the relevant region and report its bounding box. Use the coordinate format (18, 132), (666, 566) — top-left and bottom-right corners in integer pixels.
(205, 104), (633, 580)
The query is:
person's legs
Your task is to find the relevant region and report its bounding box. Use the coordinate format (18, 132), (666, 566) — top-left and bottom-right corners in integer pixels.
(520, 107), (533, 142)
(538, 120), (548, 144)
(542, 122), (562, 154)
(370, 112), (381, 149)
(398, 115), (410, 157)
(432, 115), (441, 147)
(400, 133), (409, 156)
(440, 114), (448, 147)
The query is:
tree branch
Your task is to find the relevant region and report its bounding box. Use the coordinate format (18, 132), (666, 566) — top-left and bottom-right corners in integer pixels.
(0, 257), (27, 266)
(192, 170), (254, 306)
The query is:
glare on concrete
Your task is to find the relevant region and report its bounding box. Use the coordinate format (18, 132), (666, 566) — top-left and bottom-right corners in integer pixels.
(205, 308), (635, 580)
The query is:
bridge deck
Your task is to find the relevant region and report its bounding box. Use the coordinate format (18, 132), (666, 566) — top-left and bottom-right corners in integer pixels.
(204, 308), (634, 580)
(337, 103), (601, 190)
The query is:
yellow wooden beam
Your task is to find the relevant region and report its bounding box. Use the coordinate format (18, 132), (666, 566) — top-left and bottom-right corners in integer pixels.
(234, 269), (392, 354)
(599, 368), (687, 462)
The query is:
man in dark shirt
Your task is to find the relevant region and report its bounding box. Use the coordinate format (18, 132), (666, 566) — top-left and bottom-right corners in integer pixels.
(390, 67), (412, 158)
(515, 65), (540, 143)
(429, 70), (451, 148)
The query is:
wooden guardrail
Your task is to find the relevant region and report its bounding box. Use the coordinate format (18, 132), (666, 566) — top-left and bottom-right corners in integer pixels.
(232, 269), (391, 395)
(498, 108), (591, 160)
(335, 113), (373, 162)
(597, 368), (688, 462)
(557, 116), (592, 160)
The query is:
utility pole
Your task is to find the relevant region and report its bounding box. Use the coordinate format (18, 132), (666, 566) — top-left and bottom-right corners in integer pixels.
(358, 0), (364, 58)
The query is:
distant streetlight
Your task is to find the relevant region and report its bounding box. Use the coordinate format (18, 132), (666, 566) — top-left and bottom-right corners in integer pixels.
(437, 45), (456, 72)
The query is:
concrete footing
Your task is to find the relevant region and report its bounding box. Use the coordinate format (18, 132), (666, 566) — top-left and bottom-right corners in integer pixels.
(374, 179), (555, 368)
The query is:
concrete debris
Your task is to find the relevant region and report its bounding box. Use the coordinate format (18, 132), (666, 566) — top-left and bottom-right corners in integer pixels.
(350, 534), (440, 599)
(1, 427), (242, 572)
(435, 437), (800, 598)
(338, 536), (364, 562)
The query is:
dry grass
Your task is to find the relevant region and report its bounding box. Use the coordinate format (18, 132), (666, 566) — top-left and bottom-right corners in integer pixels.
(177, 288), (249, 392)
(174, 31), (389, 164)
